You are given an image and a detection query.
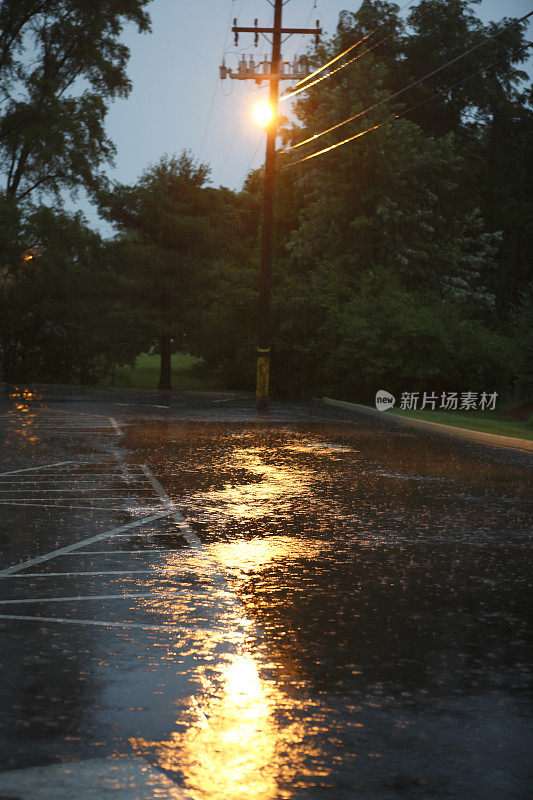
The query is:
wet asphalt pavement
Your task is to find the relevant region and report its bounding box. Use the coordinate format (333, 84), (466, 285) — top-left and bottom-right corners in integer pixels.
(0, 387), (531, 799)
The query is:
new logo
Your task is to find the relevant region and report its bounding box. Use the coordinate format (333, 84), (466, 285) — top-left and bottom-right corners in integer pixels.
(375, 390), (395, 411)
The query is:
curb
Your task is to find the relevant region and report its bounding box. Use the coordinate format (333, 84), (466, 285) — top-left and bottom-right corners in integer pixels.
(322, 397), (533, 454)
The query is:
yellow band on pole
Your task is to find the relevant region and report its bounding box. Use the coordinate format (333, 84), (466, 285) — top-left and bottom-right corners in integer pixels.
(256, 353), (270, 411)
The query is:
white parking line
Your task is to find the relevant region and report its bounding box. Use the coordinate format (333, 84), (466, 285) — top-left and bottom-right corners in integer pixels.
(0, 461), (74, 477)
(0, 480), (150, 485)
(0, 474), (150, 479)
(0, 497), (151, 503)
(0, 614), (214, 633)
(112, 528), (190, 536)
(140, 464), (202, 548)
(0, 426), (117, 431)
(3, 569), (189, 577)
(0, 489), (156, 493)
(110, 417), (123, 436)
(60, 550), (171, 554)
(0, 502), (127, 510)
(0, 512), (172, 576)
(34, 408), (118, 419)
(0, 592), (183, 604)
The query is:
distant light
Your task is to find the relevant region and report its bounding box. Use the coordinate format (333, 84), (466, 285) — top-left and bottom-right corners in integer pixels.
(23, 251), (35, 262)
(252, 100), (275, 128)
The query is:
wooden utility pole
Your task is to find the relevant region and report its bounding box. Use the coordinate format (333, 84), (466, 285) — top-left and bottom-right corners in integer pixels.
(223, 3), (321, 412)
(255, 0), (282, 413)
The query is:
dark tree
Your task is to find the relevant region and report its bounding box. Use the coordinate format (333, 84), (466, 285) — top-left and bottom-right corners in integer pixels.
(0, 0), (151, 201)
(98, 152), (234, 390)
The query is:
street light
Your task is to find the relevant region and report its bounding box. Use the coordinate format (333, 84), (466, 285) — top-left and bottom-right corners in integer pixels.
(252, 99), (275, 128)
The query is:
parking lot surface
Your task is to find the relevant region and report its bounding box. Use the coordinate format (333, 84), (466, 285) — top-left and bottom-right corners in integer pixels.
(0, 388), (531, 799)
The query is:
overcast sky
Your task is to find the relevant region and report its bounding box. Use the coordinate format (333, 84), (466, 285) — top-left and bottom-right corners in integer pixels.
(81, 0), (532, 234)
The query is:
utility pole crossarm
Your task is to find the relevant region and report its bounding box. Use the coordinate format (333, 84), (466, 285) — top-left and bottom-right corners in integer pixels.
(232, 26), (321, 35)
(231, 17), (321, 48)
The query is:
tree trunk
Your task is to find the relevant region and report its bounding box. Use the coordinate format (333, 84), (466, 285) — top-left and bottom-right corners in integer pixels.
(158, 334), (171, 390)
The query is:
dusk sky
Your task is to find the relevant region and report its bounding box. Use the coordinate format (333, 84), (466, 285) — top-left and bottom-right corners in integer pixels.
(82, 0), (532, 234)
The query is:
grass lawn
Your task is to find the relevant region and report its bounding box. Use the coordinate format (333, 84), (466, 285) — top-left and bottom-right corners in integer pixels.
(390, 408), (533, 441)
(98, 352), (222, 392)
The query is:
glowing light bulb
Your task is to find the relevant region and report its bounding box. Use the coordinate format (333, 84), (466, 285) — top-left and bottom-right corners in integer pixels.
(252, 100), (275, 127)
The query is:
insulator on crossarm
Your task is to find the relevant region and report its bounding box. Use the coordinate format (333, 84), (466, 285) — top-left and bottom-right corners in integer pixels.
(292, 57), (298, 78)
(238, 55), (247, 77)
(299, 56), (310, 78)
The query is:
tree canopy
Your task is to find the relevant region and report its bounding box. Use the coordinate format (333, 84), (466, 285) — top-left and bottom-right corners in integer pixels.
(98, 152), (245, 389)
(0, 0), (151, 201)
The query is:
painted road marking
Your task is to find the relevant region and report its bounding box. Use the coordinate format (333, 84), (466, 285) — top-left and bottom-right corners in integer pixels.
(0, 592), (184, 604)
(0, 497), (151, 504)
(114, 403), (170, 409)
(0, 480), (150, 484)
(0, 427), (120, 433)
(59, 549), (174, 554)
(0, 512), (172, 576)
(0, 460), (74, 477)
(0, 756), (194, 799)
(0, 614), (219, 633)
(0, 473), (150, 479)
(0, 502), (127, 510)
(112, 528), (190, 536)
(110, 417), (123, 436)
(0, 489), (157, 493)
(140, 464), (202, 548)
(0, 425), (118, 429)
(3, 569), (191, 577)
(138, 465), (248, 607)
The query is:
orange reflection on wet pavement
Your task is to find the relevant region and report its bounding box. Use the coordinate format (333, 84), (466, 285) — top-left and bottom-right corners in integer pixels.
(188, 448), (313, 524)
(131, 647), (314, 800)
(6, 389), (40, 444)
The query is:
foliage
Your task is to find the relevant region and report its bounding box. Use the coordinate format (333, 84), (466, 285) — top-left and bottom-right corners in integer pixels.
(0, 206), (115, 382)
(98, 152), (247, 389)
(513, 282), (533, 401)
(0, 0), (152, 383)
(0, 0), (151, 201)
(253, 0), (530, 400)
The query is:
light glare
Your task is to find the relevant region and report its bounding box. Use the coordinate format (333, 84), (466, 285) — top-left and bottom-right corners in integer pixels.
(252, 100), (274, 127)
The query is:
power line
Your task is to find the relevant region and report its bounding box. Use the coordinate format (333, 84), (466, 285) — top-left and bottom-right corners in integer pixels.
(281, 42), (533, 170)
(282, 29), (398, 101)
(282, 0), (419, 96)
(281, 0), (439, 102)
(245, 134), (264, 178)
(281, 9), (533, 155)
(218, 85), (260, 182)
(199, 0), (236, 160)
(289, 0), (318, 59)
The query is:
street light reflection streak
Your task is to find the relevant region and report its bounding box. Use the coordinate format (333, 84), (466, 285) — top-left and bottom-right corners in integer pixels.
(187, 447), (313, 525)
(129, 440), (327, 796)
(130, 646), (313, 800)
(129, 450), (322, 797)
(6, 391), (40, 444)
